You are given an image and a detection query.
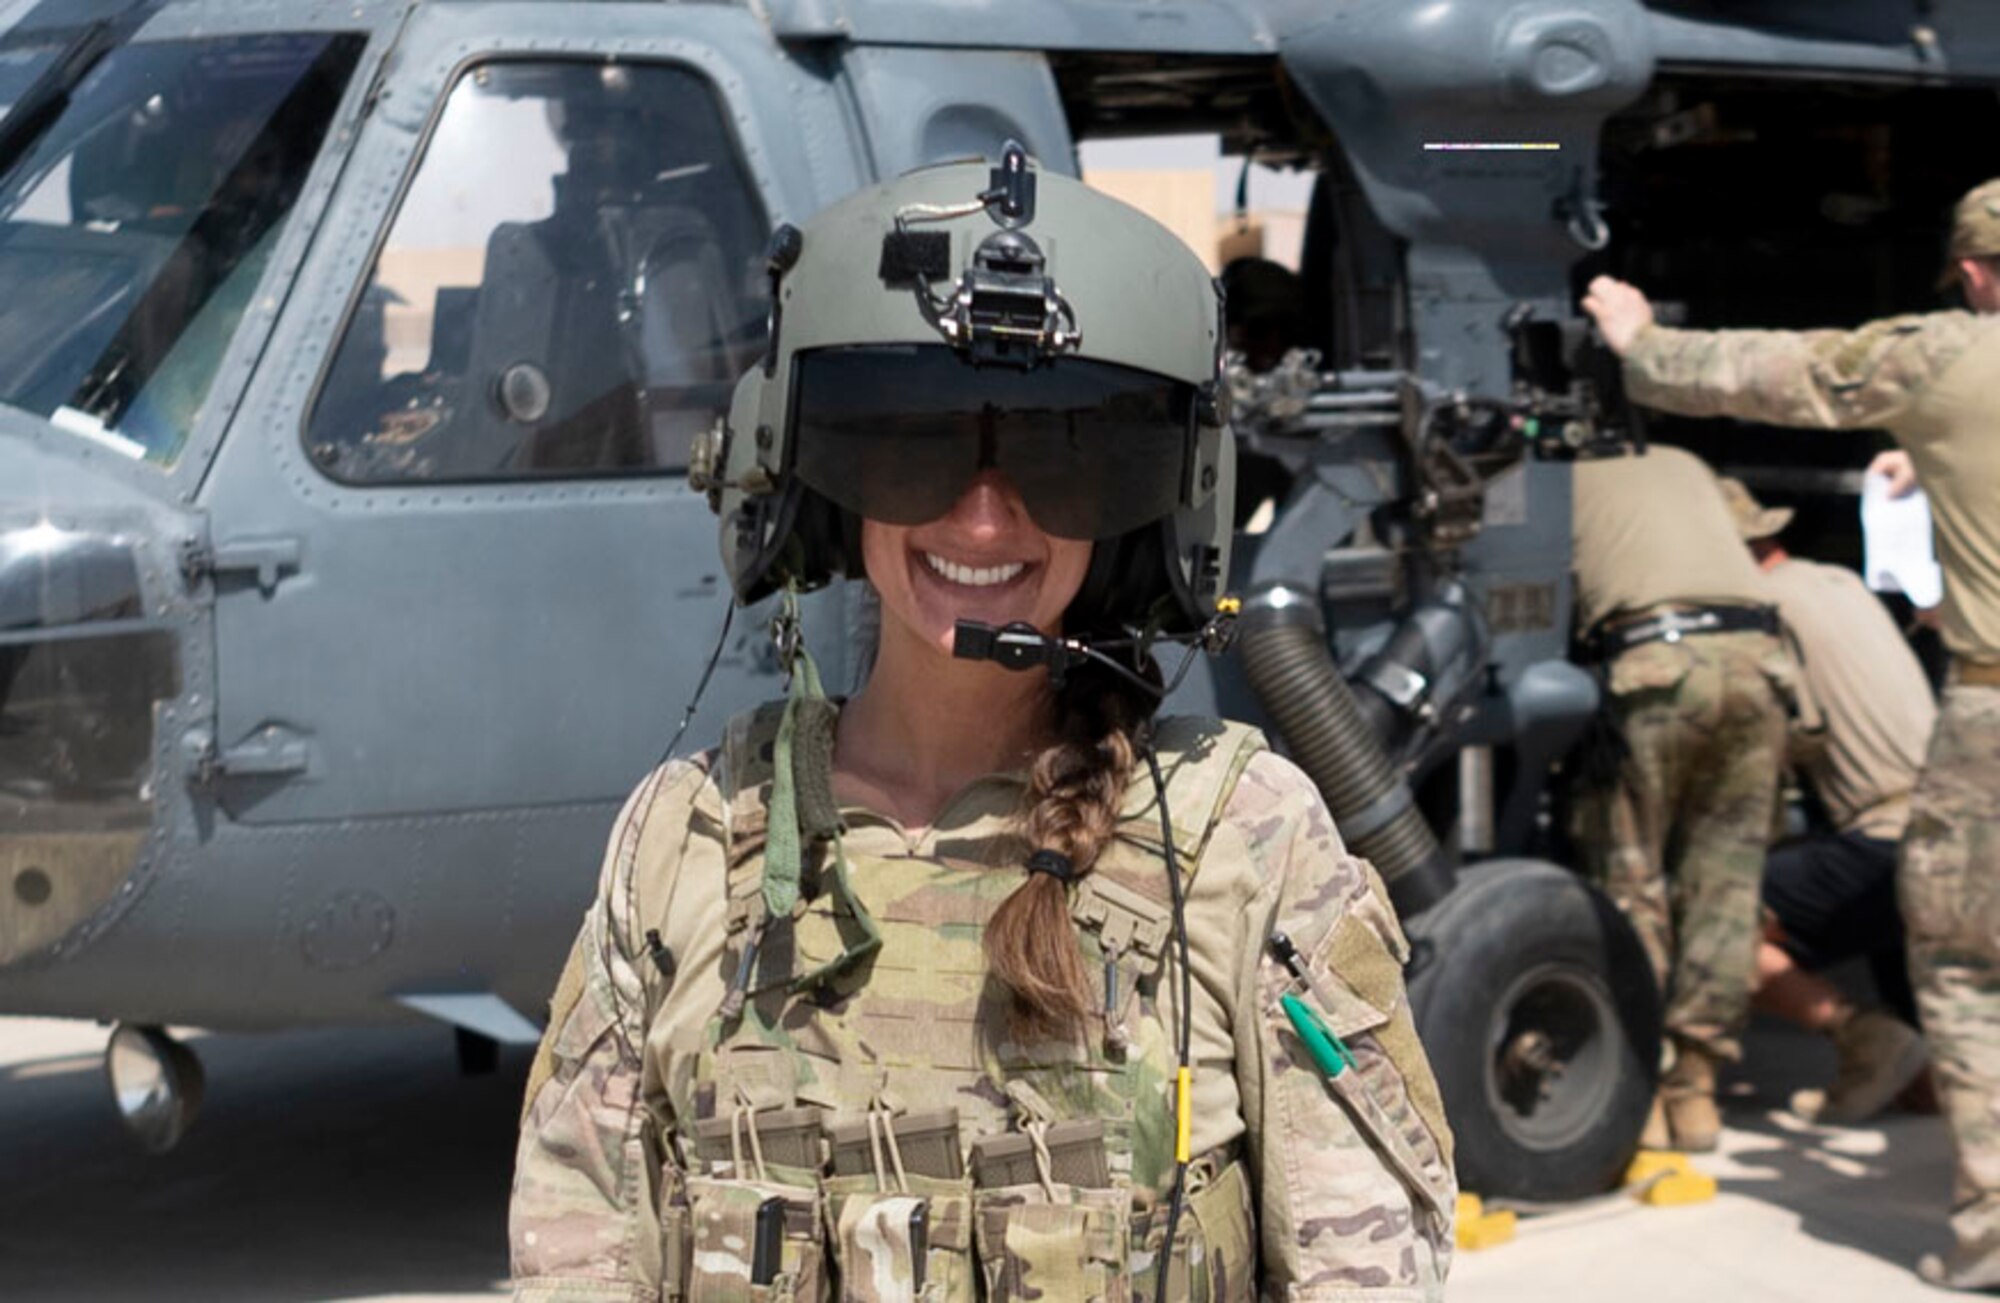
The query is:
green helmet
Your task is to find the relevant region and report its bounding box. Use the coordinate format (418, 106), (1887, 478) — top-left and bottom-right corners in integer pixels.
(690, 147), (1235, 637)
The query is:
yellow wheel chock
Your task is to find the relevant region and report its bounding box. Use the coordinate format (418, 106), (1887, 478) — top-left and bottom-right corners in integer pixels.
(1455, 1193), (1518, 1250)
(1623, 1149), (1719, 1206)
(1455, 1150), (1715, 1251)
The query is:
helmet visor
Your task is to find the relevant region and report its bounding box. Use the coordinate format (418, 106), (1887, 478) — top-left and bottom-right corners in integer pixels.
(789, 345), (1194, 541)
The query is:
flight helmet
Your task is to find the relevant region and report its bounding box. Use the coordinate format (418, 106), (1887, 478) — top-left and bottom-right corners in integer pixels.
(691, 145), (1234, 639)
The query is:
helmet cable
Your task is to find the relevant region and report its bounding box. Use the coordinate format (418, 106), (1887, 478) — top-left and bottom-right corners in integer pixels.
(1143, 741), (1194, 1303)
(653, 598), (736, 768)
(601, 598), (740, 939)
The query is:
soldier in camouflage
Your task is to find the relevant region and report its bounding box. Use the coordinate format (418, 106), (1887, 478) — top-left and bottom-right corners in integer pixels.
(510, 151), (1455, 1302)
(1713, 476), (1933, 1127)
(1583, 176), (2000, 1294)
(1568, 444), (1793, 1155)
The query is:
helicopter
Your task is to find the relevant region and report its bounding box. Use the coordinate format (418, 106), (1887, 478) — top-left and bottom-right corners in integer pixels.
(3, 0), (1996, 1199)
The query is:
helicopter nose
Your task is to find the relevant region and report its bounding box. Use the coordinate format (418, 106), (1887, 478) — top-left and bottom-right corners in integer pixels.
(1, 461), (187, 970)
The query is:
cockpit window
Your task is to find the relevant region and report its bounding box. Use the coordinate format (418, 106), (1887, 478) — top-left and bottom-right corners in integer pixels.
(305, 60), (770, 484)
(0, 32), (365, 467)
(0, 42), (58, 120)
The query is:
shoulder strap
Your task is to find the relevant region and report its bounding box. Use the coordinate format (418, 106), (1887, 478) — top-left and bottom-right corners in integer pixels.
(1116, 716), (1268, 864)
(711, 701), (786, 994)
(1079, 718), (1266, 934)
(718, 700), (788, 858)
(609, 753), (726, 1024)
(712, 697), (879, 1017)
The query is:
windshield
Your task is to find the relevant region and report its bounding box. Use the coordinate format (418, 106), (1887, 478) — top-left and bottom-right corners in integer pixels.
(0, 41), (57, 121)
(0, 31), (365, 466)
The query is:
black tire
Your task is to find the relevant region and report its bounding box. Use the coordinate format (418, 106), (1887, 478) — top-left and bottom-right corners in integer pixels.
(455, 1027), (501, 1077)
(1405, 858), (1662, 1202)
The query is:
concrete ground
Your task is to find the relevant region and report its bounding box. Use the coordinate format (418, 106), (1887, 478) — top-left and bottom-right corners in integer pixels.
(1453, 1020), (1964, 1302)
(0, 1015), (1972, 1301)
(0, 1016), (518, 1303)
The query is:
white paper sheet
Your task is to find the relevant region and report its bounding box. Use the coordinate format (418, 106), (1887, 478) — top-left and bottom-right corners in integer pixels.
(1860, 472), (1944, 608)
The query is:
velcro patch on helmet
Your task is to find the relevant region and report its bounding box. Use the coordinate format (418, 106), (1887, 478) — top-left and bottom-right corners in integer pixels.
(878, 230), (951, 287)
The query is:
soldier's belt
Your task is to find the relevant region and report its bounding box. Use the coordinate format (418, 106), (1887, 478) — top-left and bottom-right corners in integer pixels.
(1586, 603), (1779, 659)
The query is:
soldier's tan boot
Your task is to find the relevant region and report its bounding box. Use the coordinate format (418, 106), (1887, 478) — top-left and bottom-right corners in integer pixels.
(1638, 1092), (1673, 1150)
(1790, 1009), (1928, 1126)
(1660, 1043), (1723, 1153)
(1918, 1246), (2000, 1294)
(1918, 1201), (2000, 1293)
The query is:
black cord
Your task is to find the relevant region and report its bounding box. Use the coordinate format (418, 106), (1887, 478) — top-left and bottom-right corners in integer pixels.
(1144, 743), (1193, 1303)
(1071, 637), (1202, 702)
(1076, 641), (1168, 699)
(654, 599), (735, 767)
(600, 600), (739, 917)
(1159, 642), (1206, 697)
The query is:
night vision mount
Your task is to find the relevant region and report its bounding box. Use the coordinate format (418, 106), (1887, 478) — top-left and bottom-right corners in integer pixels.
(878, 142), (1081, 365)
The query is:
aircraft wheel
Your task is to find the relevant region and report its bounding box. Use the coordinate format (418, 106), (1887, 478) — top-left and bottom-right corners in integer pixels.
(455, 1027), (500, 1076)
(1405, 858), (1662, 1202)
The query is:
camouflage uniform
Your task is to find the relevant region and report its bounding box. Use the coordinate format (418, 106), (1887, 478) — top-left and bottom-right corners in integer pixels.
(1570, 632), (1791, 1059)
(1902, 684), (2000, 1272)
(510, 709), (1456, 1301)
(1569, 445), (1793, 1067)
(1624, 312), (2000, 663)
(1622, 266), (2000, 1278)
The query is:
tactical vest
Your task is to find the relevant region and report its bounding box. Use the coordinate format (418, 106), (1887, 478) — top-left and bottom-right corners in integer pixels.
(655, 704), (1265, 1303)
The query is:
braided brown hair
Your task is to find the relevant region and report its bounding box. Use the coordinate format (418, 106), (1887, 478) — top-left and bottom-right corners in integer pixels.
(985, 661), (1158, 1037)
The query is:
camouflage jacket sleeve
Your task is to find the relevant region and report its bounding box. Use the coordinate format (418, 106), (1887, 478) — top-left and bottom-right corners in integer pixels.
(1219, 752), (1456, 1301)
(509, 757), (714, 1303)
(1622, 313), (1978, 430)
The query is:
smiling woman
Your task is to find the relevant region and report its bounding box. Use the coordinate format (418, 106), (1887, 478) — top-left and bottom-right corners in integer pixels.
(510, 149), (1458, 1303)
(860, 470), (1094, 662)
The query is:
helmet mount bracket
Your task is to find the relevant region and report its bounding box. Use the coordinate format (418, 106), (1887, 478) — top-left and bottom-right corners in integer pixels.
(979, 142), (1036, 226)
(880, 141), (1080, 365)
(915, 229), (1080, 365)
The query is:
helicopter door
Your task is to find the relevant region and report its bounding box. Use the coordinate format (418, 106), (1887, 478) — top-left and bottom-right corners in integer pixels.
(198, 10), (842, 833)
